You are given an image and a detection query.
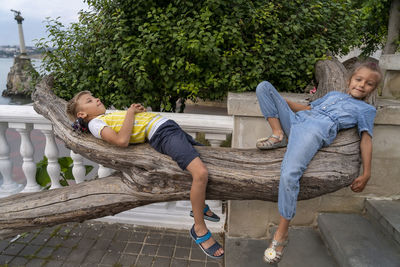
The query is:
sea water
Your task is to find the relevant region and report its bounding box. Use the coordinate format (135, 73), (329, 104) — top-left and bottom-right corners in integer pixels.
(0, 57), (42, 105)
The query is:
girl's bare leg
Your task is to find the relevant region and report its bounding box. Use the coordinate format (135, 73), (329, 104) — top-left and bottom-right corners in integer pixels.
(267, 117), (285, 142)
(274, 216), (290, 246)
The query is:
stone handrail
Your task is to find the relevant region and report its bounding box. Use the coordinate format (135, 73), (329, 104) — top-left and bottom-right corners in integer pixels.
(0, 105), (233, 198)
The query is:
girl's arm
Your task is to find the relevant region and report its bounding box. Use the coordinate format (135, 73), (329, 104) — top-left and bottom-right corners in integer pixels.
(100, 104), (145, 147)
(350, 131), (372, 192)
(285, 99), (311, 112)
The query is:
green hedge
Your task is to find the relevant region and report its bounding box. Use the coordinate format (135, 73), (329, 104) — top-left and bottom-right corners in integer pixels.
(38, 0), (361, 111)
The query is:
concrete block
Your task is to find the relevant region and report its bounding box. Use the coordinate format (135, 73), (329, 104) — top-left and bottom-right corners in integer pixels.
(372, 125), (400, 157)
(365, 199), (400, 247)
(225, 227), (337, 267)
(379, 54), (400, 98)
(290, 197), (322, 225)
(227, 200), (275, 238)
(232, 116), (271, 149)
(367, 158), (400, 197)
(325, 187), (354, 198)
(228, 92), (263, 117)
(227, 198), (323, 239)
(375, 105), (400, 125)
(228, 92), (308, 117)
(319, 195), (365, 213)
(382, 71), (400, 99)
(318, 213), (400, 267)
(379, 54), (400, 70)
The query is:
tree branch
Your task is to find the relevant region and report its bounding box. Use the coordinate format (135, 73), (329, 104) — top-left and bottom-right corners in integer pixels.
(0, 59), (361, 239)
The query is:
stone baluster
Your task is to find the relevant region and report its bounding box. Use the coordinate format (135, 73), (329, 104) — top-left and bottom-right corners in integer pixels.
(35, 124), (62, 189)
(70, 151), (86, 183)
(0, 123), (23, 197)
(98, 165), (114, 178)
(205, 133), (227, 147)
(9, 123), (42, 192)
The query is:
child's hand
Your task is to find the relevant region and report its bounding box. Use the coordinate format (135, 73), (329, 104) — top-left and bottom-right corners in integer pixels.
(350, 175), (370, 192)
(128, 103), (146, 114)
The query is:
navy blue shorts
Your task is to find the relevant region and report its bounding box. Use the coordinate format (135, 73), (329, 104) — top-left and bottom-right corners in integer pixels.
(149, 120), (202, 170)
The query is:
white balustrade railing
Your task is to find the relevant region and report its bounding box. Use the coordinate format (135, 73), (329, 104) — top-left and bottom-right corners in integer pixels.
(0, 122), (23, 195)
(0, 105), (232, 191)
(70, 151), (88, 183)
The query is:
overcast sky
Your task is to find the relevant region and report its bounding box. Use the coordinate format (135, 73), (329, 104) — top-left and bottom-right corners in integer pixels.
(0, 0), (89, 46)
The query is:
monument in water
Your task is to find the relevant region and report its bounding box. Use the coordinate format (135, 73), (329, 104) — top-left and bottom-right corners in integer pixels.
(2, 10), (39, 97)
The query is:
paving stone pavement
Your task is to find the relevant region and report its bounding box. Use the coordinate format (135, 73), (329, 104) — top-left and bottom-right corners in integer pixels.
(0, 221), (224, 267)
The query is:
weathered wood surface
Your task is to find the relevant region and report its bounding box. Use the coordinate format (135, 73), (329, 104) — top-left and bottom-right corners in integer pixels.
(313, 57), (348, 101)
(0, 59), (362, 239)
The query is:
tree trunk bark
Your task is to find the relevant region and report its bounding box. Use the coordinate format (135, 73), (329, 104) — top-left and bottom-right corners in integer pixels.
(0, 59), (362, 240)
(383, 0), (400, 55)
(312, 57), (348, 101)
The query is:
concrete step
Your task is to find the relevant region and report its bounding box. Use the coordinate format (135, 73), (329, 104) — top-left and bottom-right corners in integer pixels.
(318, 213), (400, 267)
(365, 199), (400, 247)
(225, 227), (338, 267)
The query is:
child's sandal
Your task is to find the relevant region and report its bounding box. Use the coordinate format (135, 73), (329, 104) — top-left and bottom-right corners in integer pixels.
(190, 204), (220, 222)
(263, 237), (289, 263)
(256, 134), (287, 150)
(190, 225), (224, 259)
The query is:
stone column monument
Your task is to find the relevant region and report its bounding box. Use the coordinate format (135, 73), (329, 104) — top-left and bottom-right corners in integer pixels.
(11, 9), (27, 56)
(2, 10), (38, 97)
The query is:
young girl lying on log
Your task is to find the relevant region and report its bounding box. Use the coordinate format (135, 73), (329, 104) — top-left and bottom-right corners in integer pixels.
(255, 61), (382, 264)
(66, 92), (224, 259)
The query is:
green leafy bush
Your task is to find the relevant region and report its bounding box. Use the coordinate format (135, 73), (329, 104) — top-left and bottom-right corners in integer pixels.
(37, 0), (363, 111)
(36, 156), (93, 188)
(353, 0), (392, 56)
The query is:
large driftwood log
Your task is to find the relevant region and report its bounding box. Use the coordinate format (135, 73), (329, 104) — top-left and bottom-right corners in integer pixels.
(0, 59), (362, 239)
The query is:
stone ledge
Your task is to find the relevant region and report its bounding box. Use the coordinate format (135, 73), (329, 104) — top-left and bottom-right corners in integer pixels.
(379, 54), (400, 70)
(227, 92), (309, 117)
(376, 98), (400, 125)
(376, 105), (400, 125)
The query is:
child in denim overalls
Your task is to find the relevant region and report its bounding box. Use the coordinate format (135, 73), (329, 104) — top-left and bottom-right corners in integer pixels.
(255, 62), (382, 263)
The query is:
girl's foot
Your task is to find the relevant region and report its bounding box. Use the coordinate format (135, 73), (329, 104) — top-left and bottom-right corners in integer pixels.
(263, 231), (289, 263)
(256, 133), (287, 150)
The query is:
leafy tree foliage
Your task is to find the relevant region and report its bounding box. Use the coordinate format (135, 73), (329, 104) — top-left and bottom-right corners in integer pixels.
(37, 0), (363, 111)
(352, 0), (393, 56)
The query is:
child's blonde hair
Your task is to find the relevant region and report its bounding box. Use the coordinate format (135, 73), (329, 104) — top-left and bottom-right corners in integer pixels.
(66, 91), (92, 121)
(348, 61), (383, 87)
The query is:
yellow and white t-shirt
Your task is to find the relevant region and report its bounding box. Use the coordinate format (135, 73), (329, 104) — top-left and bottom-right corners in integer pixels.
(88, 111), (168, 143)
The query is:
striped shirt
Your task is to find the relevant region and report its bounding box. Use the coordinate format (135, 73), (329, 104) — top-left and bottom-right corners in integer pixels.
(88, 111), (168, 143)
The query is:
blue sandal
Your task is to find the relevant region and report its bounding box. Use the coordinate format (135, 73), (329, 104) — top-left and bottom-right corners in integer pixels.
(190, 225), (224, 259)
(190, 204), (220, 222)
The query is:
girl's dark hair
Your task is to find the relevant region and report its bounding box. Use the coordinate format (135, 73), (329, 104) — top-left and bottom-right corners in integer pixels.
(71, 117), (89, 133)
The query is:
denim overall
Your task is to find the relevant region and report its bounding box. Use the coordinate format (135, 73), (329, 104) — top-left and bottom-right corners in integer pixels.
(256, 81), (376, 219)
